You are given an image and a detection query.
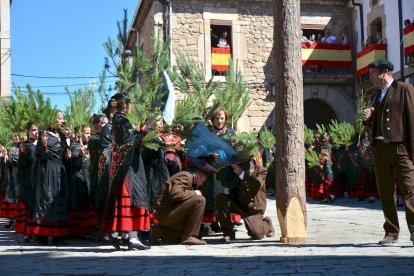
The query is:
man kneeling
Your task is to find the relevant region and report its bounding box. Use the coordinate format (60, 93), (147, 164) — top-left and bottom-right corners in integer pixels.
(152, 166), (209, 245)
(216, 159), (274, 241)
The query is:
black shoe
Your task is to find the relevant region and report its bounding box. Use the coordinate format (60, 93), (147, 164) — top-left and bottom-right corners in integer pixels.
(38, 236), (48, 245)
(23, 235), (30, 243)
(329, 195), (336, 203)
(52, 237), (68, 246)
(128, 241), (151, 250)
(4, 220), (14, 229)
(108, 234), (121, 250)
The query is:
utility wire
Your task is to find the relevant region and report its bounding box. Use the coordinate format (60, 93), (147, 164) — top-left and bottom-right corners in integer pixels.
(12, 73), (118, 79)
(14, 81), (116, 89)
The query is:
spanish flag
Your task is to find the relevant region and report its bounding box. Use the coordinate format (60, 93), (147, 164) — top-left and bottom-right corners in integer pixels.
(404, 24), (414, 55)
(356, 44), (387, 76)
(212, 47), (231, 72)
(301, 43), (352, 67)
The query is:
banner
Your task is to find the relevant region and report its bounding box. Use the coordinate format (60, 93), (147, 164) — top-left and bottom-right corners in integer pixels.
(404, 24), (414, 55)
(356, 44), (387, 76)
(301, 43), (352, 67)
(212, 47), (231, 72)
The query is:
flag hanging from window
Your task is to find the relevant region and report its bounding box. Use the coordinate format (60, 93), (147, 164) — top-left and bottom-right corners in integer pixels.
(211, 47), (231, 72)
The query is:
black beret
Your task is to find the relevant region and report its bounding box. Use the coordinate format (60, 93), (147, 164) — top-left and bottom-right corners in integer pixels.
(368, 59), (394, 71)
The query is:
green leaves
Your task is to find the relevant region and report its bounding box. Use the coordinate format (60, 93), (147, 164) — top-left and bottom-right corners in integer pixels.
(212, 60), (251, 129)
(305, 150), (320, 169)
(0, 85), (58, 140)
(328, 120), (355, 148)
(64, 87), (95, 134)
(304, 125), (314, 146)
(258, 129), (275, 150)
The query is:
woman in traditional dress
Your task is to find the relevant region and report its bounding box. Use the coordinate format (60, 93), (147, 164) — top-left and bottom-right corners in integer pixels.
(101, 92), (151, 251)
(205, 106), (240, 230)
(0, 133), (21, 228)
(15, 122), (38, 241)
(27, 112), (71, 245)
(68, 126), (97, 236)
(88, 115), (106, 208)
(142, 118), (170, 226)
(96, 101), (116, 228)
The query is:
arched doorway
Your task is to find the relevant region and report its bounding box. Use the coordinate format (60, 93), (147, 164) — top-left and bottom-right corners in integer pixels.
(304, 99), (338, 129)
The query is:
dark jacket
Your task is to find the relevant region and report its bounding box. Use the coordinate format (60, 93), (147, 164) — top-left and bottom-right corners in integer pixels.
(364, 80), (414, 158)
(155, 171), (198, 211)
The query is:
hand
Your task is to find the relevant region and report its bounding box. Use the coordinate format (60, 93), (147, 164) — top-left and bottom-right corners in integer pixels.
(232, 164), (243, 175)
(20, 143), (26, 152)
(362, 107), (374, 122)
(65, 149), (72, 159)
(41, 132), (48, 146)
(195, 190), (202, 196)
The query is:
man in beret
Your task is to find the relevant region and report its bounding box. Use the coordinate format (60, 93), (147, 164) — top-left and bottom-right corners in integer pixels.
(362, 59), (414, 245)
(151, 162), (211, 245)
(215, 159), (274, 242)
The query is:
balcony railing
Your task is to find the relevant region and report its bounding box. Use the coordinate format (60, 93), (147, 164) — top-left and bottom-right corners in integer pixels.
(404, 24), (414, 65)
(356, 44), (387, 77)
(211, 47), (231, 73)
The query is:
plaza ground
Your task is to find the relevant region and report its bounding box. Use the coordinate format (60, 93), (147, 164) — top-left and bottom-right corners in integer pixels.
(0, 197), (413, 275)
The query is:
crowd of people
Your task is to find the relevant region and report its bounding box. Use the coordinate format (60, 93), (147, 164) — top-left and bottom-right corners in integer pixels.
(301, 28), (350, 46)
(0, 93), (275, 250)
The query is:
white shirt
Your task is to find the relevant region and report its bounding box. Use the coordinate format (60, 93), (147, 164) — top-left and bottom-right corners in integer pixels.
(378, 82), (392, 103)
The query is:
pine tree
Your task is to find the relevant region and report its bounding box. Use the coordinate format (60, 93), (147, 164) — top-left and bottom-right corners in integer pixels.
(172, 50), (219, 121)
(354, 91), (369, 144)
(0, 85), (58, 134)
(64, 87), (95, 135)
(211, 60), (251, 129)
(328, 119), (355, 148)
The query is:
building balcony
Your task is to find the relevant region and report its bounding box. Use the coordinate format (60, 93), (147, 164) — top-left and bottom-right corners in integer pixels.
(404, 24), (414, 66)
(356, 44), (387, 84)
(301, 43), (353, 84)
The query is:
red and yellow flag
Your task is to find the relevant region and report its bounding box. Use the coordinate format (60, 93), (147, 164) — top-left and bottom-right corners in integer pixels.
(404, 24), (414, 55)
(356, 44), (387, 76)
(301, 43), (352, 67)
(211, 47), (231, 72)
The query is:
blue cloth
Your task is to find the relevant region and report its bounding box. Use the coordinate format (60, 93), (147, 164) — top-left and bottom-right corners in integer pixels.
(186, 123), (238, 170)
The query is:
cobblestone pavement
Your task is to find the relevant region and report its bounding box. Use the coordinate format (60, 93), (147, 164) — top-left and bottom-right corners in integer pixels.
(0, 197), (413, 275)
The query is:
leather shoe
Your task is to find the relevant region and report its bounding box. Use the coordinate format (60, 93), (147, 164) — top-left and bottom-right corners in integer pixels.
(264, 216), (275, 237)
(128, 241), (151, 250)
(108, 234), (121, 250)
(182, 236), (206, 245)
(378, 234), (398, 245)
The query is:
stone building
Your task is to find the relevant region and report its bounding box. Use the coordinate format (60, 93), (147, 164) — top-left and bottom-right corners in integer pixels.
(127, 0), (362, 131)
(351, 0), (414, 96)
(0, 0), (11, 97)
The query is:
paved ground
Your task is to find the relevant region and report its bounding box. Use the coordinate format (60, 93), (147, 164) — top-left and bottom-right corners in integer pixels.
(0, 197), (413, 275)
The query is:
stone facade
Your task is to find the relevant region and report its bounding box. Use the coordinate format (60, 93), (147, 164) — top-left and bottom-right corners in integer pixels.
(129, 0), (356, 131)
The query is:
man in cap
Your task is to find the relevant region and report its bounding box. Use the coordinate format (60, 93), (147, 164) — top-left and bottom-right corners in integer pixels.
(215, 159), (274, 242)
(362, 59), (414, 245)
(151, 159), (212, 245)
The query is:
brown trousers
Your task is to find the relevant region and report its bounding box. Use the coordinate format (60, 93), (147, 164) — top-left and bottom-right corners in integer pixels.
(215, 193), (271, 240)
(373, 141), (414, 235)
(155, 195), (205, 242)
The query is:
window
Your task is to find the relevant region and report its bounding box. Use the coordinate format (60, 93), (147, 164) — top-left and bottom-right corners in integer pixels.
(210, 22), (232, 76)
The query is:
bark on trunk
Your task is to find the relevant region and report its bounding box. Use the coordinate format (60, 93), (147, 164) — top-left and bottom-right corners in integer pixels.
(274, 0), (307, 243)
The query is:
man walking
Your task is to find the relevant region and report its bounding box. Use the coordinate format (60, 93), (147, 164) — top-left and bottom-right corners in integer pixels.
(362, 59), (414, 245)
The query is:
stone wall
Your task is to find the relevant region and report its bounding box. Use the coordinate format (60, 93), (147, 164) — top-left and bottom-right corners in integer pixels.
(134, 0), (356, 131)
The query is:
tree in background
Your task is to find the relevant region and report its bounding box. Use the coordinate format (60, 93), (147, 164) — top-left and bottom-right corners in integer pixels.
(0, 85), (58, 146)
(64, 87), (96, 135)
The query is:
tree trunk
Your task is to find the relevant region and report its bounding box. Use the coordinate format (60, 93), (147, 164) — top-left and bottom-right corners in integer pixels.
(274, 0), (307, 243)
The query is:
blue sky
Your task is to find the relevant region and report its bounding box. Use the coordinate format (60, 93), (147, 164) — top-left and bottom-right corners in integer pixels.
(11, 0), (139, 111)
